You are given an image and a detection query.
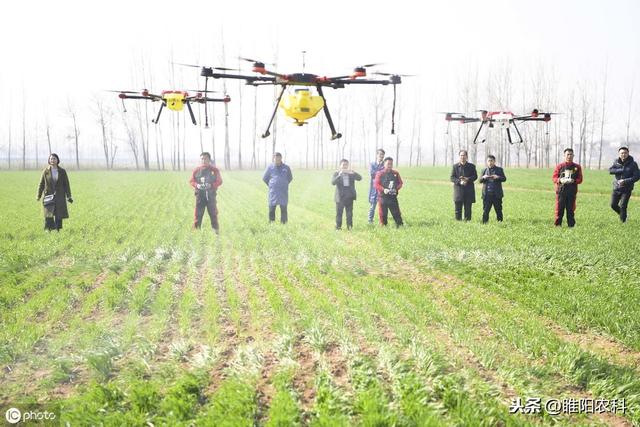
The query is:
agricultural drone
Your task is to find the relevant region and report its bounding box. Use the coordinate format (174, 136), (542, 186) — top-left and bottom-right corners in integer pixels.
(109, 89), (230, 126)
(442, 109), (557, 144)
(184, 54), (410, 140)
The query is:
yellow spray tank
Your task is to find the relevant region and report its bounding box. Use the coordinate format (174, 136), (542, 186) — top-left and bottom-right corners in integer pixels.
(162, 91), (187, 112)
(279, 88), (324, 125)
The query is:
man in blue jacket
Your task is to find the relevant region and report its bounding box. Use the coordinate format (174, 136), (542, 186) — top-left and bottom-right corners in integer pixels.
(609, 146), (640, 222)
(479, 155), (507, 223)
(367, 148), (386, 224)
(263, 152), (293, 224)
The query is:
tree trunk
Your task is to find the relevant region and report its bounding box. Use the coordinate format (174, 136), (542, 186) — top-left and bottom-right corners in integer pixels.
(22, 99), (26, 170)
(251, 88), (257, 169)
(625, 81), (634, 145)
(598, 62), (608, 169)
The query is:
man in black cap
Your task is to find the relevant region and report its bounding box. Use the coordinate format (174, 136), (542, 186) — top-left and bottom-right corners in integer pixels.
(609, 146), (640, 223)
(479, 155), (507, 223)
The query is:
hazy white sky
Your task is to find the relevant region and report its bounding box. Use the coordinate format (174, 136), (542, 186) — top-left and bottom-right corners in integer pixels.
(1, 0), (639, 164)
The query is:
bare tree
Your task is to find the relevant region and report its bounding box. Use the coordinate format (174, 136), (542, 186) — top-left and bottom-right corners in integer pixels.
(409, 107), (417, 166)
(219, 33), (231, 170)
(577, 82), (590, 166)
(394, 106), (401, 164)
(66, 99), (80, 170)
(94, 97), (116, 169)
(251, 88), (258, 169)
(122, 110), (140, 170)
(371, 87), (386, 151)
(597, 60), (608, 169)
(34, 122), (39, 167)
(237, 56), (243, 169)
(22, 94), (26, 170)
(45, 120), (53, 155)
(7, 119), (11, 169)
(210, 97), (217, 166)
(625, 78), (634, 145)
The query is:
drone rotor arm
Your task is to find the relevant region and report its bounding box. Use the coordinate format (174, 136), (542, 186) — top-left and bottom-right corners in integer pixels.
(118, 95), (153, 100)
(329, 78), (392, 86)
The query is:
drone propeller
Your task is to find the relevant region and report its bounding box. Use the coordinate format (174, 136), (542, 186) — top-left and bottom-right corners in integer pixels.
(173, 62), (201, 68)
(239, 57), (276, 66)
(358, 63), (383, 68)
(173, 62), (241, 72)
(105, 90), (140, 94)
(185, 89), (219, 93)
(372, 72), (415, 77)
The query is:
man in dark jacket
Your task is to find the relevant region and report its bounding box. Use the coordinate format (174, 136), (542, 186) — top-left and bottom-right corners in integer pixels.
(374, 157), (404, 227)
(367, 148), (386, 223)
(190, 152), (223, 232)
(609, 146), (640, 223)
(479, 155), (507, 223)
(331, 159), (362, 230)
(552, 148), (583, 227)
(450, 150), (478, 221)
(263, 152), (293, 224)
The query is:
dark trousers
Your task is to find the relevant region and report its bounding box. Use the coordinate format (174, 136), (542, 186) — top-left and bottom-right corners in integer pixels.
(554, 191), (577, 227)
(368, 201), (377, 223)
(194, 195), (218, 229)
(482, 194), (503, 223)
(45, 217), (63, 231)
(378, 196), (403, 227)
(269, 204), (288, 224)
(336, 199), (354, 229)
(455, 200), (473, 221)
(611, 191), (632, 222)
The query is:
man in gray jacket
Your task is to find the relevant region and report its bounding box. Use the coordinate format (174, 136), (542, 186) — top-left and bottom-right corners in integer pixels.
(332, 159), (362, 230)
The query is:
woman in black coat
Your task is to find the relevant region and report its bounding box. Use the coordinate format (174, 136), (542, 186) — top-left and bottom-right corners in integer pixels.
(37, 153), (73, 231)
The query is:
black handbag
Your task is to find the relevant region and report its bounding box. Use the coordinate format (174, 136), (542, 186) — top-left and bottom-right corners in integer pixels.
(43, 193), (55, 206)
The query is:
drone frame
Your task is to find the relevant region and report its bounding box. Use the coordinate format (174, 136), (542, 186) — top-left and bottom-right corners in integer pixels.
(196, 60), (404, 140)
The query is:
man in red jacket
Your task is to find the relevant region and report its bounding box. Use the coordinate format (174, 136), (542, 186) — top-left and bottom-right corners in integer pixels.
(374, 157), (404, 227)
(552, 148), (583, 227)
(190, 152), (223, 232)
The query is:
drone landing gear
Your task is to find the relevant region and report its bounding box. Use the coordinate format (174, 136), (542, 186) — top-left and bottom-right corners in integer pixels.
(261, 85), (287, 138)
(152, 103), (165, 124)
(473, 120), (486, 144)
(186, 102), (197, 126)
(511, 121), (524, 144)
(317, 85), (342, 140)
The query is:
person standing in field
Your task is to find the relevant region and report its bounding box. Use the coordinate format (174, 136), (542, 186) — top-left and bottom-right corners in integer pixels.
(479, 155), (507, 223)
(374, 157), (404, 227)
(263, 152), (293, 224)
(367, 148), (386, 224)
(190, 152), (222, 233)
(450, 150), (478, 221)
(608, 146), (640, 223)
(37, 153), (73, 231)
(331, 159), (362, 230)
(552, 148), (583, 227)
